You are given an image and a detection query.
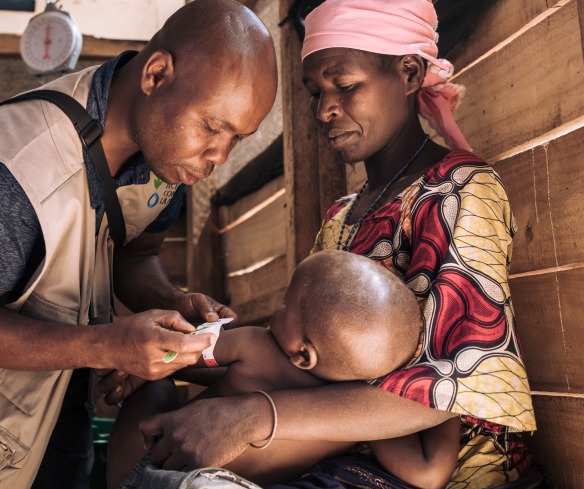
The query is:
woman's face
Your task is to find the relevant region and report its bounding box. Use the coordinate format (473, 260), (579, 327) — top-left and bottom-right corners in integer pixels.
(302, 48), (411, 164)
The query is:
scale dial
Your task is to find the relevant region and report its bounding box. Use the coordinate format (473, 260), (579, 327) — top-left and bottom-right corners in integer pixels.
(20, 6), (82, 76)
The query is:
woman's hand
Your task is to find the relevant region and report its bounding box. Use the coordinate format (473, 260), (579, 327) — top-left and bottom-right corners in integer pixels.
(140, 393), (273, 470)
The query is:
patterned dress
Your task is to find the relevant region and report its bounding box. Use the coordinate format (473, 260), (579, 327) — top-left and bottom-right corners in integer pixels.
(312, 150), (536, 488)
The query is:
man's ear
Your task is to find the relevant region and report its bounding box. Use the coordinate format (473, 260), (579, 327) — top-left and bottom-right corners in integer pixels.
(291, 343), (318, 370)
(141, 50), (175, 95)
(400, 54), (425, 96)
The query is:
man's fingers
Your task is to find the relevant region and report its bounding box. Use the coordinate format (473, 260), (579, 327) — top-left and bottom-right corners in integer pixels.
(104, 385), (124, 406)
(160, 331), (213, 359)
(214, 303), (240, 328)
(156, 311), (196, 333)
(96, 370), (127, 394)
(193, 295), (220, 323)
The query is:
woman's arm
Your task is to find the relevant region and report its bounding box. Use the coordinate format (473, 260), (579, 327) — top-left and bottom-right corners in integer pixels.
(370, 417), (460, 489)
(140, 381), (457, 471)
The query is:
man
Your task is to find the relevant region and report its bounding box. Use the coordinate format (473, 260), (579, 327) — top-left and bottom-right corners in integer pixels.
(0, 0), (278, 487)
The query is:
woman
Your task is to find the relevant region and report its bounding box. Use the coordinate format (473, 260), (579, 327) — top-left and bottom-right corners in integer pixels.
(299, 0), (537, 486)
(109, 1), (539, 488)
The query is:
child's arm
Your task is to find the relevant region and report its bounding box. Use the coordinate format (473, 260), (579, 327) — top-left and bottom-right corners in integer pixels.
(174, 326), (250, 374)
(369, 416), (460, 489)
(176, 326), (323, 395)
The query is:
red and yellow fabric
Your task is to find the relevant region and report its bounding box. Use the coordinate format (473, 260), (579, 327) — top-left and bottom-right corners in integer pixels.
(313, 150), (536, 486)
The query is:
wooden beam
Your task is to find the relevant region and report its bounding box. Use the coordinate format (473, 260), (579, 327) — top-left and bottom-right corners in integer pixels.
(280, 0), (322, 279)
(0, 33), (146, 58)
(187, 182), (226, 303)
(578, 0), (584, 60)
(318, 133), (346, 222)
(279, 0), (347, 279)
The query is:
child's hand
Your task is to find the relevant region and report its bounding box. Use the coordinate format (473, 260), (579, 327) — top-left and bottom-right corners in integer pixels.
(95, 368), (148, 405)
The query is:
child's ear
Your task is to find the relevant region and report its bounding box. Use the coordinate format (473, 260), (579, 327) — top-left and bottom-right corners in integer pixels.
(291, 343), (318, 370)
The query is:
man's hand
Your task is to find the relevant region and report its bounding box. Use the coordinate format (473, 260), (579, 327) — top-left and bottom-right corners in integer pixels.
(175, 293), (240, 329)
(140, 394), (272, 470)
(99, 309), (216, 380)
(94, 369), (148, 406)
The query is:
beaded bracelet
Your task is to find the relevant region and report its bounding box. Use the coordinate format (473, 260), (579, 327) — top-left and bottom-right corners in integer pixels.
(250, 390), (278, 449)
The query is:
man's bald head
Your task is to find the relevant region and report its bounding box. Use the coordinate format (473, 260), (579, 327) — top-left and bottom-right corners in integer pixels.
(144, 0), (274, 68)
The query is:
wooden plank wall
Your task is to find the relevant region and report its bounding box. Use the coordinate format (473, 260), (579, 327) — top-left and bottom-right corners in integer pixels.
(217, 176), (288, 324)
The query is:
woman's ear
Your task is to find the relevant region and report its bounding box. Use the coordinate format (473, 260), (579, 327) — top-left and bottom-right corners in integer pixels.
(291, 342), (318, 370)
(400, 54), (425, 96)
(141, 50), (175, 95)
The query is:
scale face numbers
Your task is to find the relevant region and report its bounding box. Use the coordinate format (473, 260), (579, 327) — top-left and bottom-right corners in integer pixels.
(20, 8), (82, 75)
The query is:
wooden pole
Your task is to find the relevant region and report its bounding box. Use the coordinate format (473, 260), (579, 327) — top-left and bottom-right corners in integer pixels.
(578, 0), (584, 61)
(279, 0), (346, 279)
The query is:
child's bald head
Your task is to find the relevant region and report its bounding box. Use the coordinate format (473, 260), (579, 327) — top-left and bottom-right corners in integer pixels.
(270, 251), (422, 381)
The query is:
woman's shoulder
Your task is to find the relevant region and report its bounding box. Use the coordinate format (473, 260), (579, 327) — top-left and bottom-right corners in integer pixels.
(427, 149), (491, 180)
(421, 149), (508, 195)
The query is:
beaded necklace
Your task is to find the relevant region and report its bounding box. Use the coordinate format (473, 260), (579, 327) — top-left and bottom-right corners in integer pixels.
(336, 134), (430, 251)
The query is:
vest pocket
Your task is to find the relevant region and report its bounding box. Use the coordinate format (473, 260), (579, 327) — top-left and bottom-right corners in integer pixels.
(1, 292), (78, 416)
(18, 291), (81, 325)
(0, 369), (60, 416)
(0, 426), (30, 471)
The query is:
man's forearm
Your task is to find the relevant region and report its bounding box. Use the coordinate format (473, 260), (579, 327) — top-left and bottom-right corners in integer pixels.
(269, 382), (456, 442)
(0, 305), (109, 370)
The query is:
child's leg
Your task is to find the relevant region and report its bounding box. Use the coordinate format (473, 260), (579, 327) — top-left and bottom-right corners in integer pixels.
(106, 378), (180, 489)
(224, 438), (353, 486)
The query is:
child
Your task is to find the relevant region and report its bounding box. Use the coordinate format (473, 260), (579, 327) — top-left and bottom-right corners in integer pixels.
(107, 251), (459, 489)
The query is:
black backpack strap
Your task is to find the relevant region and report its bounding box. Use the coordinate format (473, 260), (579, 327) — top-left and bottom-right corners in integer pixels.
(0, 89), (126, 246)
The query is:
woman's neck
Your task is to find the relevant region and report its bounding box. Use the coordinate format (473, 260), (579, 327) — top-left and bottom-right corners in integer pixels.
(363, 130), (450, 194)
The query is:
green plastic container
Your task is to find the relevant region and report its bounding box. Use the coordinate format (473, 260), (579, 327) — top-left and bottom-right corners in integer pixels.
(90, 417), (115, 489)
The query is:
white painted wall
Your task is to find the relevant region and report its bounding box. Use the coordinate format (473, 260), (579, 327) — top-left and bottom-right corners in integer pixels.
(0, 0), (185, 40)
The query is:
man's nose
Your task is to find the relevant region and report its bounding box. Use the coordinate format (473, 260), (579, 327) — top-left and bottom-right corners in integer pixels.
(203, 138), (236, 166)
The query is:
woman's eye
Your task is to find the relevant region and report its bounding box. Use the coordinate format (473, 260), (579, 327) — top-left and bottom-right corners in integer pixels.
(338, 83), (355, 91)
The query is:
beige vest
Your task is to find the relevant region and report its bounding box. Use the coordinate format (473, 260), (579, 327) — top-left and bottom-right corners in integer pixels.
(0, 66), (180, 488)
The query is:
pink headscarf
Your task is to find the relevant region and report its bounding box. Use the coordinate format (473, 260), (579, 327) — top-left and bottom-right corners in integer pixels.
(301, 0), (471, 151)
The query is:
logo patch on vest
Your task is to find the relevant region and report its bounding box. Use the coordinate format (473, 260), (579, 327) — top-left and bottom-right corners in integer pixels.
(147, 177), (178, 208)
